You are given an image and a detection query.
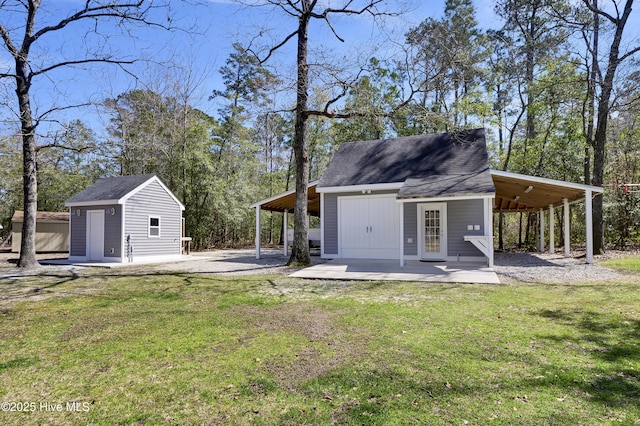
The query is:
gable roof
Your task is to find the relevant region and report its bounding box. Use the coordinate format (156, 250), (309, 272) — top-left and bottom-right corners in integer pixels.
(65, 174), (185, 210)
(318, 128), (495, 199)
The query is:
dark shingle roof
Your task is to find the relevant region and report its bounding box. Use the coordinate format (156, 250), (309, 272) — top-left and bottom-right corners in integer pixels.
(65, 174), (157, 204)
(318, 128), (495, 199)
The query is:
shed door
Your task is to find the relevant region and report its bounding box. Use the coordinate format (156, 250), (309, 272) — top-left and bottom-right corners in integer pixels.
(339, 195), (400, 259)
(87, 210), (105, 261)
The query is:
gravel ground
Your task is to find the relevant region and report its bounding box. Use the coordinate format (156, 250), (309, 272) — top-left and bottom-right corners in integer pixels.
(0, 248), (634, 284)
(493, 251), (627, 284)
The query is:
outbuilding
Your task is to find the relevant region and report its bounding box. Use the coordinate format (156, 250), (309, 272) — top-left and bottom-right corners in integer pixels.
(65, 174), (185, 263)
(11, 211), (70, 253)
(252, 128), (605, 267)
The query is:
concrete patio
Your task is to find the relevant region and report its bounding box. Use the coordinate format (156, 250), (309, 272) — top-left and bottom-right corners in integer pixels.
(290, 258), (500, 284)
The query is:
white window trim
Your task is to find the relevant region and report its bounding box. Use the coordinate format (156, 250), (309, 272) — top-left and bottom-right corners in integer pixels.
(148, 215), (161, 238)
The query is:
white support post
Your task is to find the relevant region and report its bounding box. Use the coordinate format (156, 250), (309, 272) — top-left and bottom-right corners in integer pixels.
(539, 208), (545, 253)
(255, 205), (261, 260)
(484, 197), (494, 267)
(549, 204), (555, 254)
(563, 198), (570, 258)
(585, 189), (593, 264)
(320, 192), (325, 258)
(399, 202), (405, 267)
(283, 209), (289, 257)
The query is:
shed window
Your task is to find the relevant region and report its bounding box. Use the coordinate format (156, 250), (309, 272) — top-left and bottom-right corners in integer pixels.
(149, 217), (160, 237)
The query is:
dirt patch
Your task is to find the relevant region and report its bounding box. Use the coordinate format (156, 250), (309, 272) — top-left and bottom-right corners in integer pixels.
(233, 303), (365, 391)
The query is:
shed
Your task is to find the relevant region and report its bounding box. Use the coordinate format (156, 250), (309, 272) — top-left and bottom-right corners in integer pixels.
(11, 211), (69, 253)
(252, 128), (605, 267)
(65, 174), (185, 263)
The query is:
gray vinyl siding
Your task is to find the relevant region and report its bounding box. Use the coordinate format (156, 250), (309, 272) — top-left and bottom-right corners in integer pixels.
(403, 202), (418, 256)
(69, 209), (86, 256)
(446, 199), (485, 257)
(323, 194), (339, 255)
(104, 205), (122, 257)
(124, 180), (182, 257)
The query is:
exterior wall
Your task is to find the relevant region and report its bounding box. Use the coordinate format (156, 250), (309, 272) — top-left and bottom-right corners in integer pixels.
(69, 208), (87, 256)
(403, 202), (418, 256)
(323, 194), (339, 255)
(124, 180), (182, 258)
(68, 205), (120, 258)
(322, 192), (487, 260)
(11, 221), (69, 253)
(104, 205), (122, 257)
(446, 199), (485, 257)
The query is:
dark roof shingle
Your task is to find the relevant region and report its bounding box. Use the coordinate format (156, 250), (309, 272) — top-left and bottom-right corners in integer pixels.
(318, 128), (495, 199)
(65, 174), (156, 204)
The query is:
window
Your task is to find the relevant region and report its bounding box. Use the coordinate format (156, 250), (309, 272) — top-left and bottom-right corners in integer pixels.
(149, 216), (160, 237)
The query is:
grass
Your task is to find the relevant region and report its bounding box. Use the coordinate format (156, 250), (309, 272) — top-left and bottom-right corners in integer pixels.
(1, 266), (639, 425)
(601, 256), (640, 272)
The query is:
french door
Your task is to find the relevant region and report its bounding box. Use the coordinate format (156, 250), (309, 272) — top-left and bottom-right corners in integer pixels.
(419, 203), (447, 260)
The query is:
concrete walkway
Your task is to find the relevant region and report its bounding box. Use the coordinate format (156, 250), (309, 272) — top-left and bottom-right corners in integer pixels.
(291, 259), (500, 284)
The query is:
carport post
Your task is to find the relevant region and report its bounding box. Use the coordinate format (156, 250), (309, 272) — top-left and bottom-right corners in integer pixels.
(255, 205), (261, 260)
(585, 189), (593, 264)
(563, 198), (570, 258)
(549, 204), (555, 254)
(399, 202), (405, 267)
(539, 208), (545, 252)
(284, 209), (289, 257)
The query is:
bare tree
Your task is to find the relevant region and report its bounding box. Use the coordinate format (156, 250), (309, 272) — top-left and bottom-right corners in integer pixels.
(0, 1), (173, 267)
(247, 0), (397, 266)
(581, 0), (640, 254)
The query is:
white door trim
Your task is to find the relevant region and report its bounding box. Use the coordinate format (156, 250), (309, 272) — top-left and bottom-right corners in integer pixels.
(418, 202), (447, 261)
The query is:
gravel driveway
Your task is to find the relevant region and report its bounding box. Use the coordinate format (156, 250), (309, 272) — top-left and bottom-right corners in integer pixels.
(0, 248), (631, 284)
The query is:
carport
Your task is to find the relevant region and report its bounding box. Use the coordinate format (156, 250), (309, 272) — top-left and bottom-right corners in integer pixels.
(252, 171), (604, 264)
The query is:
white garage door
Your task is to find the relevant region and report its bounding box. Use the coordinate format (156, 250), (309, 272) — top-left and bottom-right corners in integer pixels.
(339, 195), (400, 259)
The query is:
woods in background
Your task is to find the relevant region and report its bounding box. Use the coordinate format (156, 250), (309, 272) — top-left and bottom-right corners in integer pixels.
(1, 0), (639, 253)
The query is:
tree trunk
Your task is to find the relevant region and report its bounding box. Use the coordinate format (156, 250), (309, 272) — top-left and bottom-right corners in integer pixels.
(591, 0), (633, 254)
(288, 11), (312, 266)
(16, 56), (39, 268)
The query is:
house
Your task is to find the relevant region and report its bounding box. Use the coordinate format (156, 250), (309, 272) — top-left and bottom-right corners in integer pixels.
(11, 211), (69, 253)
(65, 174), (185, 263)
(252, 128), (605, 267)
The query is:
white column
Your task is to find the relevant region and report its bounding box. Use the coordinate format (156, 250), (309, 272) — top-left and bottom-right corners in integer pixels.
(563, 198), (570, 258)
(320, 192), (325, 258)
(399, 201), (405, 267)
(255, 205), (261, 260)
(585, 189), (593, 264)
(283, 209), (289, 257)
(549, 204), (555, 254)
(539, 208), (545, 252)
(484, 197), (494, 267)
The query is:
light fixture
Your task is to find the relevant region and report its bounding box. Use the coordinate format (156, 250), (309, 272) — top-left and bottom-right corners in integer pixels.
(513, 195), (520, 201)
(524, 185), (533, 193)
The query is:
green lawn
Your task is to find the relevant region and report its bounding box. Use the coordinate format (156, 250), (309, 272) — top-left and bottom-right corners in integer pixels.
(1, 266), (639, 425)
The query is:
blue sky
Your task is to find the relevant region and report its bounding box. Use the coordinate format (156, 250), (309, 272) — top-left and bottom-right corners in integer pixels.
(0, 0), (594, 139)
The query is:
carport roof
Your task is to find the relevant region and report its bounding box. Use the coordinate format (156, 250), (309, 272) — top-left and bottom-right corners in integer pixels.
(251, 171), (603, 214)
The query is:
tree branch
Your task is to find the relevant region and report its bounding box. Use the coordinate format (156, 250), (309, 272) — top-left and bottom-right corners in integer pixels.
(31, 57), (137, 78)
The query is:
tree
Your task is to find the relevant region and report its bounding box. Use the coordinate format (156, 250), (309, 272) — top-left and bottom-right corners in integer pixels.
(248, 0), (394, 266)
(0, 0), (172, 267)
(579, 0), (640, 253)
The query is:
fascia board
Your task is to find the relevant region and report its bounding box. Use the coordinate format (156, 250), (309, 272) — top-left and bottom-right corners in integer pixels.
(316, 182), (404, 193)
(250, 180), (320, 208)
(490, 170), (604, 193)
(397, 193), (495, 203)
(65, 200), (120, 207)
